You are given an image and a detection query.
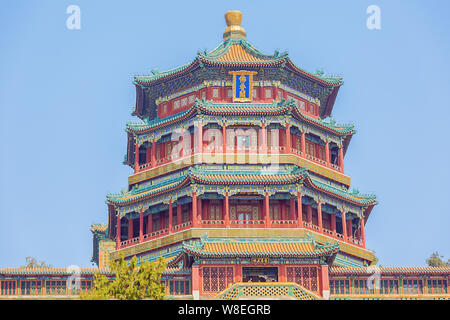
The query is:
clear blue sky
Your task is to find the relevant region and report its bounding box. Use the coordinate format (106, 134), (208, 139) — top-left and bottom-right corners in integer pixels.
(1, 0), (449, 268)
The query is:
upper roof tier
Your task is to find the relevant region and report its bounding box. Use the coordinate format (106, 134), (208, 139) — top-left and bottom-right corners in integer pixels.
(133, 11), (343, 120)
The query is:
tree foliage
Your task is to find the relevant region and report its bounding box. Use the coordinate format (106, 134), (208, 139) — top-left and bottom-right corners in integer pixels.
(22, 257), (52, 268)
(426, 252), (450, 267)
(81, 254), (167, 300)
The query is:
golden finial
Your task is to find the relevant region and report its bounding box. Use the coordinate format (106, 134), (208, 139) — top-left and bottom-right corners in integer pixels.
(223, 10), (246, 40)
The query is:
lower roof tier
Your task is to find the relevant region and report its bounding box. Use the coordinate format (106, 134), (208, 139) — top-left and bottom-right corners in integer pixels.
(107, 165), (376, 219)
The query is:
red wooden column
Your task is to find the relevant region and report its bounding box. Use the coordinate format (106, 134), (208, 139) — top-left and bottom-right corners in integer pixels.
(306, 204), (312, 224)
(297, 193), (303, 227)
(197, 198), (202, 225)
(116, 216), (121, 249)
(177, 203), (182, 225)
(341, 210), (347, 240)
(338, 146), (344, 173)
(279, 265), (286, 282)
(192, 192), (198, 227)
(281, 202), (286, 221)
(192, 265), (200, 300)
(197, 122), (203, 153)
(179, 133), (184, 158)
(290, 198), (295, 221)
(347, 218), (353, 240)
(235, 265), (242, 283)
(261, 123), (267, 153)
(320, 265), (330, 299)
(301, 130), (306, 155)
(222, 122), (227, 153)
(128, 216), (133, 240)
(146, 144), (151, 164)
(147, 214), (153, 234)
(224, 192), (230, 226)
(151, 139), (156, 168)
(264, 193), (270, 227)
(325, 141), (330, 167)
(360, 216), (366, 247)
(285, 123), (291, 154)
(139, 208), (144, 242)
(168, 200), (173, 233)
(317, 201), (323, 232)
(331, 213), (336, 235)
(134, 142), (140, 173)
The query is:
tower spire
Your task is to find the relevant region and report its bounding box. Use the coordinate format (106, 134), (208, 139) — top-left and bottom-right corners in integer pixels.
(223, 10), (246, 40)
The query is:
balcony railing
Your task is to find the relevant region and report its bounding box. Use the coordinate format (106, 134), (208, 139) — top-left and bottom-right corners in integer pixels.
(200, 220), (225, 225)
(172, 221), (192, 231)
(304, 153), (328, 166)
(135, 145), (343, 174)
(118, 219), (363, 249)
(120, 236), (140, 248)
(229, 219), (265, 227)
(271, 220), (297, 226)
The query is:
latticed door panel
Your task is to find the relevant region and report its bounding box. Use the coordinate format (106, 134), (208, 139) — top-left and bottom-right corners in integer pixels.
(202, 266), (234, 293)
(203, 268), (210, 292)
(286, 266), (319, 294)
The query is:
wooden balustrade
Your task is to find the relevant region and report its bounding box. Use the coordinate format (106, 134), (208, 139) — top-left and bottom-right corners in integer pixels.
(200, 220), (225, 225)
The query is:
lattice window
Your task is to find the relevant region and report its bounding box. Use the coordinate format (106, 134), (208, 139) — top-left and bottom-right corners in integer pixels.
(202, 266), (234, 293)
(218, 268), (226, 291)
(203, 268), (210, 292)
(310, 268), (318, 292)
(286, 266), (319, 293)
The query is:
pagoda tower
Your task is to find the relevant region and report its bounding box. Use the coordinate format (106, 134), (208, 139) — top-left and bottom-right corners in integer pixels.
(93, 11), (378, 299)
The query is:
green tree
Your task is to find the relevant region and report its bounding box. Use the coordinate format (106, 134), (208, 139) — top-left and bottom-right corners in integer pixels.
(81, 253), (167, 300)
(426, 252), (450, 267)
(22, 257), (52, 268)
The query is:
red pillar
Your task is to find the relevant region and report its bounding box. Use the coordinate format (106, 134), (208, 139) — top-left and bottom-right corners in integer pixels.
(168, 200), (173, 233)
(139, 209), (143, 242)
(116, 216), (121, 249)
(279, 265), (286, 282)
(197, 122), (203, 153)
(285, 124), (291, 154)
(320, 265), (330, 299)
(192, 265), (200, 300)
(146, 145), (151, 164)
(235, 265), (242, 283)
(197, 198), (202, 225)
(297, 193), (303, 227)
(224, 193), (230, 226)
(290, 198), (295, 220)
(177, 203), (182, 225)
(151, 139), (156, 168)
(325, 141), (330, 167)
(301, 131), (306, 155)
(128, 216), (133, 239)
(281, 202), (286, 221)
(360, 216), (366, 247)
(347, 218), (353, 240)
(307, 204), (312, 224)
(179, 133), (184, 158)
(192, 192), (198, 227)
(265, 193), (270, 227)
(339, 146), (344, 173)
(341, 210), (347, 240)
(317, 201), (323, 232)
(147, 214), (153, 234)
(261, 123), (267, 153)
(222, 122), (227, 153)
(331, 214), (336, 235)
(134, 143), (140, 173)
